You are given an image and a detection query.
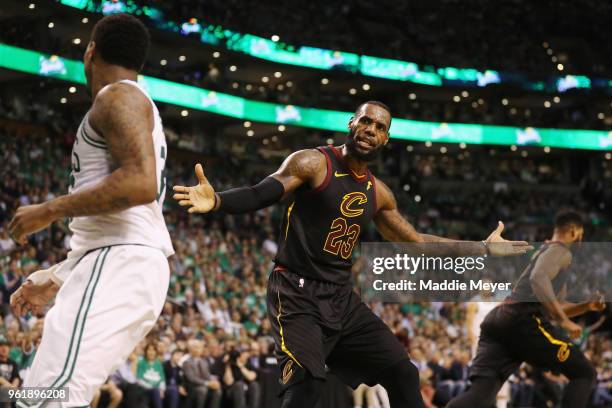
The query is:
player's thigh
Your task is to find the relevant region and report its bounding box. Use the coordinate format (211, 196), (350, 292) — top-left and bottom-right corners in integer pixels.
(469, 333), (519, 382)
(24, 245), (169, 406)
(326, 300), (407, 388)
(267, 273), (326, 391)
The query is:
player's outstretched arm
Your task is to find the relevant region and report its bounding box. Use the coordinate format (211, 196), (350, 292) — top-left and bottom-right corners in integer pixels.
(173, 149), (326, 214)
(8, 83), (156, 244)
(372, 177), (533, 256)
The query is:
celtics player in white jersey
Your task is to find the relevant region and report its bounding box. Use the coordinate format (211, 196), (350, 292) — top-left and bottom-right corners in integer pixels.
(7, 14), (173, 407)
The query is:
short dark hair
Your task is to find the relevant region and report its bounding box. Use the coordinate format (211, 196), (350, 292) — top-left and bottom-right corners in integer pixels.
(355, 100), (392, 118)
(554, 210), (584, 230)
(91, 13), (150, 71)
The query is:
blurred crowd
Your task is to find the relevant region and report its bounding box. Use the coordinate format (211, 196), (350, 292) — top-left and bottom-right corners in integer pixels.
(153, 0), (611, 76)
(0, 117), (611, 408)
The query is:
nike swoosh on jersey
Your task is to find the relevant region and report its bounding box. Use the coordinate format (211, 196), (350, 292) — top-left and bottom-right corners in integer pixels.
(334, 171), (349, 177)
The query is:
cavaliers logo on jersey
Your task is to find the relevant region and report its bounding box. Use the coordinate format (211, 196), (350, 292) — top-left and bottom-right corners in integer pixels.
(340, 192), (368, 218)
(282, 360), (294, 384)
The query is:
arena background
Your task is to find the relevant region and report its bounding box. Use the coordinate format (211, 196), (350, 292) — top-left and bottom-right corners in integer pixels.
(0, 0), (611, 407)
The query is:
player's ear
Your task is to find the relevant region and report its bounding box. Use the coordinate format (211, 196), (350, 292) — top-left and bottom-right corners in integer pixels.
(348, 116), (354, 130)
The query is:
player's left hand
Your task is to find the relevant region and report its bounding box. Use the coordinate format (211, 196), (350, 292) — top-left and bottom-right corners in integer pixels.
(10, 279), (59, 316)
(485, 221), (534, 256)
(588, 291), (606, 312)
(8, 203), (56, 245)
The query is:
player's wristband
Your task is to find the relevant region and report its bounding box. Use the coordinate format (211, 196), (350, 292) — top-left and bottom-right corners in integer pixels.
(481, 240), (490, 255)
(217, 177), (284, 214)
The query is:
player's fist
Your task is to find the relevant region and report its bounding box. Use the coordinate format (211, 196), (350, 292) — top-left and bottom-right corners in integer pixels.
(560, 318), (582, 340)
(588, 292), (606, 312)
(8, 203), (56, 245)
(172, 163), (217, 213)
(485, 221), (534, 256)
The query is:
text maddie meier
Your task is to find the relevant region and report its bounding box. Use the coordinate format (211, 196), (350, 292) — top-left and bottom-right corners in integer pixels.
(372, 279), (511, 293)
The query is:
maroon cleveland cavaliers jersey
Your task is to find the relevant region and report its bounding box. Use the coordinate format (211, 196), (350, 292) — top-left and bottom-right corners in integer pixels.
(275, 146), (378, 285)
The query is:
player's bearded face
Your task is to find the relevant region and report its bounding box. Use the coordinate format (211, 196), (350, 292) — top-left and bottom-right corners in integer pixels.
(346, 126), (384, 162)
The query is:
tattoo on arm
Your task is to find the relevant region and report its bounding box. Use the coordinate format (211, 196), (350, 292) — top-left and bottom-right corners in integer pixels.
(48, 83), (156, 218)
(271, 149), (326, 196)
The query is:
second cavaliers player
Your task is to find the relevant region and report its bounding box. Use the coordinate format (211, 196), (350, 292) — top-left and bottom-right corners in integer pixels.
(173, 101), (532, 407)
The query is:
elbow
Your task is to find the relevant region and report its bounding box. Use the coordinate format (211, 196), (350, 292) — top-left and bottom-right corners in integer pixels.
(134, 178), (158, 205)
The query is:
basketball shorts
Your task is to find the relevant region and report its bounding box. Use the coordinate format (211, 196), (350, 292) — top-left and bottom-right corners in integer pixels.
(267, 267), (408, 395)
(470, 303), (590, 381)
(19, 245), (169, 407)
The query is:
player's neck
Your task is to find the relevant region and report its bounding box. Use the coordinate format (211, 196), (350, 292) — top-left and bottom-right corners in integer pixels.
(91, 64), (139, 99)
(340, 145), (369, 176)
(549, 233), (572, 245)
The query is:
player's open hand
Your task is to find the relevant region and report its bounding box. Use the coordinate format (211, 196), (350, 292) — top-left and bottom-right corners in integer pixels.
(485, 221), (534, 256)
(172, 163), (216, 213)
(8, 203), (56, 245)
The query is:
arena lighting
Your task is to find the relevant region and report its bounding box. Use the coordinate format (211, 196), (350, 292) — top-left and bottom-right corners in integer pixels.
(459, 143), (467, 149)
(326, 138), (334, 144)
(349, 88), (357, 95)
(362, 83), (370, 91)
(544, 146), (551, 153)
(212, 51), (220, 58)
(406, 145), (413, 151)
(271, 135), (278, 142)
(606, 153), (611, 160)
(160, 59), (167, 66)
(262, 76), (269, 83)
(274, 71), (282, 78)
(28, 3), (35, 9)
(501, 98), (509, 106)
(598, 113), (605, 120)
(414, 195), (421, 203)
(247, 130), (254, 137)
(4, 44), (611, 151)
(229, 65), (237, 72)
(180, 109), (188, 117)
(81, 17), (88, 23)
(553, 96), (560, 103)
(453, 95), (460, 102)
(48, 22), (55, 28)
(68, 86), (76, 93)
(409, 93), (416, 100)
(511, 145), (518, 151)
(286, 81), (293, 87)
(557, 64), (564, 71)
(321, 78), (329, 85)
(461, 90), (469, 97)
(544, 101), (551, 108)
(60, 97), (67, 103)
(245, 84), (252, 91)
(57, 0), (612, 93)
(278, 125), (286, 132)
(440, 146), (447, 154)
(425, 141), (433, 147)
(243, 121), (251, 128)
(178, 55), (186, 62)
(72, 38), (81, 45)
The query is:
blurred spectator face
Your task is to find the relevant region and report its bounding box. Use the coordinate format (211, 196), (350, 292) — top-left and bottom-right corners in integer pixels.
(188, 340), (203, 357)
(250, 342), (260, 356)
(171, 350), (183, 365)
(0, 344), (10, 360)
(145, 344), (157, 361)
(238, 350), (249, 365)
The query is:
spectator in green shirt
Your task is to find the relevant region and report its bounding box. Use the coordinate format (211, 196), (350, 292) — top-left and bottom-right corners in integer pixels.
(137, 343), (165, 408)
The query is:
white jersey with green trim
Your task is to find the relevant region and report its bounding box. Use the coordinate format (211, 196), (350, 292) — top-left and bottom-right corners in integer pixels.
(67, 79), (174, 257)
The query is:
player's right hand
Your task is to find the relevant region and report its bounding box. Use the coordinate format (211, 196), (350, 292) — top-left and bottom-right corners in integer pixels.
(172, 163), (216, 213)
(560, 318), (582, 340)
